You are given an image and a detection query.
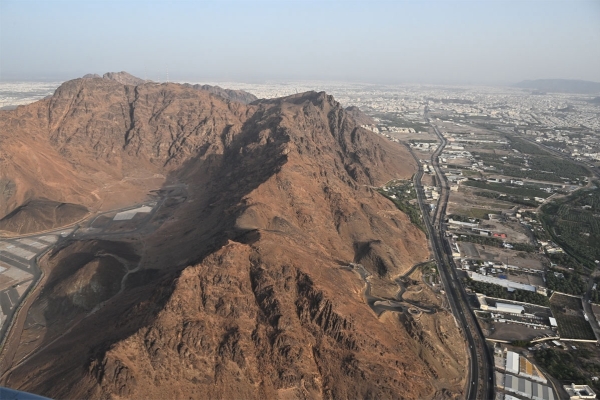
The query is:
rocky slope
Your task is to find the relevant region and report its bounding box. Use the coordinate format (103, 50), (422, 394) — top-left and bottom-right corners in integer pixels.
(185, 83), (259, 104)
(0, 199), (88, 234)
(0, 76), (466, 399)
(102, 71), (148, 86)
(345, 105), (376, 126)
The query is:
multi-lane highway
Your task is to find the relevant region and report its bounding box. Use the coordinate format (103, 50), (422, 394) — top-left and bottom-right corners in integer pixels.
(409, 118), (494, 400)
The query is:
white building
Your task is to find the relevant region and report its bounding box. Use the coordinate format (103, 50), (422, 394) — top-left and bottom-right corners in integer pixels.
(564, 384), (596, 399)
(505, 373), (555, 400)
(506, 351), (520, 375)
(496, 303), (525, 314)
(468, 271), (538, 293)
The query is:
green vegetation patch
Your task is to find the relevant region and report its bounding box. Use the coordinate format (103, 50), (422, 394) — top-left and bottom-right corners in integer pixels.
(535, 344), (600, 394)
(472, 151), (526, 166)
(465, 208), (500, 219)
(448, 214), (479, 223)
(510, 137), (551, 155)
(373, 112), (429, 131)
(549, 293), (595, 340)
(473, 142), (589, 182)
(464, 180), (552, 199)
(546, 269), (585, 296)
(535, 348), (588, 382)
(548, 253), (582, 272)
(465, 278), (549, 306)
(541, 187), (600, 269)
(474, 190), (539, 207)
(457, 234), (537, 253)
(527, 155), (589, 182)
(378, 180), (425, 232)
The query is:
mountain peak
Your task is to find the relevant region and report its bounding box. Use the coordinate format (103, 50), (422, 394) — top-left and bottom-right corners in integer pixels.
(102, 71), (147, 86)
(183, 83), (258, 104)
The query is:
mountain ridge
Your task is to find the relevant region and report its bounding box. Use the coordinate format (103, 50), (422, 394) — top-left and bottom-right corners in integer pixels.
(0, 75), (467, 399)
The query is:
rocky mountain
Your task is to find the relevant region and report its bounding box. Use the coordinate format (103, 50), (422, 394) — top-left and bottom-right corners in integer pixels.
(82, 72), (258, 104)
(185, 83), (259, 104)
(0, 77), (466, 399)
(102, 71), (148, 86)
(345, 105), (376, 126)
(514, 79), (600, 94)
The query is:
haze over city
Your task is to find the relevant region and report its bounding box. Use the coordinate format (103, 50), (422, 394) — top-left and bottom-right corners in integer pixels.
(1, 0), (599, 85)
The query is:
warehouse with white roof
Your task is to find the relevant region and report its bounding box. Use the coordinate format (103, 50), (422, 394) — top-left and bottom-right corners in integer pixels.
(506, 351), (520, 375)
(504, 374), (555, 400)
(468, 271), (538, 293)
(496, 302), (525, 314)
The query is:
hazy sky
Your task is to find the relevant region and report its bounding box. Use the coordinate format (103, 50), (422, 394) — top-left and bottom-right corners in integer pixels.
(1, 0), (599, 85)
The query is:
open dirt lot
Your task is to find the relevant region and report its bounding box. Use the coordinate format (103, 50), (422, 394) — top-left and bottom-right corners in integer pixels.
(486, 321), (554, 342)
(448, 188), (515, 216)
(505, 271), (545, 287)
(458, 242), (480, 258)
(420, 174), (436, 186)
(391, 130), (437, 142)
(473, 244), (545, 270)
(479, 219), (534, 244)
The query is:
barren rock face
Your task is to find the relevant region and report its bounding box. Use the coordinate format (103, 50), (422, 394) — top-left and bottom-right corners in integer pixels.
(102, 71), (147, 86)
(0, 77), (466, 399)
(345, 105), (376, 126)
(185, 83), (259, 104)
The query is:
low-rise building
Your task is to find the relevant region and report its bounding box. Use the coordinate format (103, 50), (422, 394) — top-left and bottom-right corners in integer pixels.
(468, 271), (538, 293)
(504, 373), (555, 400)
(564, 384), (596, 399)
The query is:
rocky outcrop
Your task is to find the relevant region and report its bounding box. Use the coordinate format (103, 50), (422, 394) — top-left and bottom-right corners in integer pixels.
(345, 105), (376, 126)
(103, 71), (147, 86)
(185, 83), (258, 104)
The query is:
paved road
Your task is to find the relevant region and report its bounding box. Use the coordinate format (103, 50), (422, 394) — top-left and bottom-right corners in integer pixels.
(0, 187), (183, 377)
(409, 118), (494, 400)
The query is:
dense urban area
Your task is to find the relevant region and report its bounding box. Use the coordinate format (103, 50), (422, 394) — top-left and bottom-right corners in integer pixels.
(1, 80), (600, 400)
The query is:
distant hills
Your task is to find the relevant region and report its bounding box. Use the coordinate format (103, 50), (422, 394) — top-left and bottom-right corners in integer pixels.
(514, 79), (600, 94)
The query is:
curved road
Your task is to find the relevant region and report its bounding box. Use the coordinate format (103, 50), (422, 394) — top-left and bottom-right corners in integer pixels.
(0, 187), (183, 378)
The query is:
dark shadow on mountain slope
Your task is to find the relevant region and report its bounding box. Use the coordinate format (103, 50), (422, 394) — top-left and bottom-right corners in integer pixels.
(3, 100), (293, 398)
